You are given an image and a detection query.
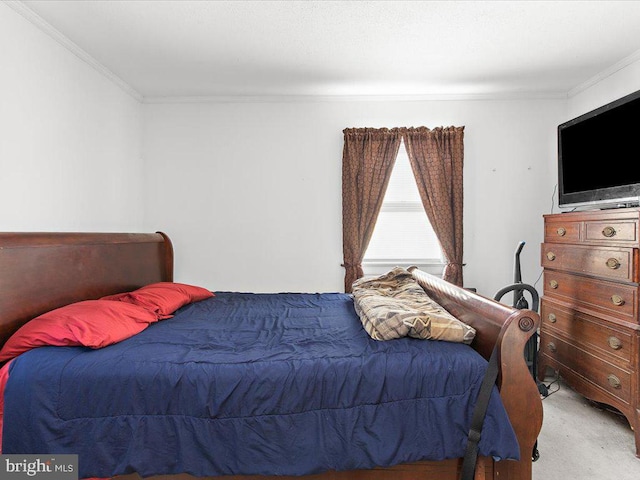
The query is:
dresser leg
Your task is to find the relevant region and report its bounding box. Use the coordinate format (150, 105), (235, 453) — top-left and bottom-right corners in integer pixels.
(633, 409), (640, 458)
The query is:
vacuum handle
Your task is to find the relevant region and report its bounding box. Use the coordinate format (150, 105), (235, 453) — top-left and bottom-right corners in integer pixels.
(514, 241), (525, 284)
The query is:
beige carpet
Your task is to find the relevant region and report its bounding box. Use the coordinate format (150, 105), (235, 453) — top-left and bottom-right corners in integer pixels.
(533, 375), (640, 480)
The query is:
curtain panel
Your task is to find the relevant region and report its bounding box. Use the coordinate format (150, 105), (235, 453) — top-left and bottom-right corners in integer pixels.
(403, 126), (465, 286)
(341, 128), (402, 293)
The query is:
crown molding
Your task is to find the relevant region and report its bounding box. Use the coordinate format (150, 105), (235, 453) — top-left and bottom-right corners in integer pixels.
(568, 48), (640, 98)
(142, 91), (568, 105)
(4, 0), (143, 102)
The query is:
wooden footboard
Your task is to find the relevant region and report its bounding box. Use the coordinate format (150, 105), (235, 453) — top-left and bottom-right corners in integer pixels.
(0, 233), (542, 480)
(409, 267), (543, 480)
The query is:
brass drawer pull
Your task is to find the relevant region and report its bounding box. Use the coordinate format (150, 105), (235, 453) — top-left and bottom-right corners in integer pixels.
(547, 342), (557, 353)
(546, 251), (556, 261)
(608, 336), (622, 350)
(607, 374), (621, 389)
(606, 257), (621, 269)
(547, 313), (557, 323)
(611, 294), (625, 306)
(556, 227), (567, 237)
(549, 280), (558, 289)
(602, 226), (617, 238)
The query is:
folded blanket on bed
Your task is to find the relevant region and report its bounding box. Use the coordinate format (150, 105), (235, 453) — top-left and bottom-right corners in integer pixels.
(352, 267), (476, 343)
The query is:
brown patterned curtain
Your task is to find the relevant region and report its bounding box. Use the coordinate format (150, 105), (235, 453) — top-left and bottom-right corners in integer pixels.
(403, 126), (465, 286)
(342, 128), (402, 292)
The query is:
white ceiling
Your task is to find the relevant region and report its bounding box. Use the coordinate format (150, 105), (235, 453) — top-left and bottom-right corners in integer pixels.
(15, 0), (640, 99)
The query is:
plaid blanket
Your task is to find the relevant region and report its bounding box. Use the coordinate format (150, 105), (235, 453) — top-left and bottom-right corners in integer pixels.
(352, 267), (476, 343)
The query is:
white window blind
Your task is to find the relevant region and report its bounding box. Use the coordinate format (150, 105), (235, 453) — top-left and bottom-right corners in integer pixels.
(363, 140), (445, 275)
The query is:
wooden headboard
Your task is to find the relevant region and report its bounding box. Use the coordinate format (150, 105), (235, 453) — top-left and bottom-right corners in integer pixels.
(0, 232), (173, 346)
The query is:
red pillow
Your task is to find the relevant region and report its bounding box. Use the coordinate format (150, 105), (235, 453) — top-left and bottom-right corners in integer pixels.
(102, 282), (214, 318)
(0, 300), (158, 363)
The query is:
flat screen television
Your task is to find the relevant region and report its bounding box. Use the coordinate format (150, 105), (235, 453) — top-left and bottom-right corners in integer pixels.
(558, 88), (640, 209)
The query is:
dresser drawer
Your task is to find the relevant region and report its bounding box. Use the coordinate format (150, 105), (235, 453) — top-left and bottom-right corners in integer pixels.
(543, 270), (638, 321)
(585, 219), (638, 244)
(544, 213), (640, 246)
(544, 220), (581, 244)
(540, 331), (632, 404)
(540, 298), (632, 365)
(541, 243), (637, 282)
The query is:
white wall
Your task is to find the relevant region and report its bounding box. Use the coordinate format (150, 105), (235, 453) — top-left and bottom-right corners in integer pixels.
(0, 3), (144, 232)
(143, 97), (565, 297)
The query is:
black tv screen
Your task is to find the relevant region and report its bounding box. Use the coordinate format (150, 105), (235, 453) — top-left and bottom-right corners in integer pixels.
(558, 89), (640, 209)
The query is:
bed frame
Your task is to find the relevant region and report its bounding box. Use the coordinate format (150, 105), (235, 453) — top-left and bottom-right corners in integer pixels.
(0, 232), (543, 480)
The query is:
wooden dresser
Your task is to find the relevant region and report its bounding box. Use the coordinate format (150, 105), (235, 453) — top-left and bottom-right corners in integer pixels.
(538, 207), (640, 457)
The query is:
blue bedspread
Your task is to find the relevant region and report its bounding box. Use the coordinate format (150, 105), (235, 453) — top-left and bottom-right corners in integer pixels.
(3, 292), (519, 478)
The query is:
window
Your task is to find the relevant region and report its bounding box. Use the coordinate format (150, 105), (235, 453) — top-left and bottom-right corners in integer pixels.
(362, 140), (445, 276)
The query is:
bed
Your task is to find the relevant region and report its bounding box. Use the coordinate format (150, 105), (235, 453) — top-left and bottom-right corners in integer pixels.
(0, 232), (543, 480)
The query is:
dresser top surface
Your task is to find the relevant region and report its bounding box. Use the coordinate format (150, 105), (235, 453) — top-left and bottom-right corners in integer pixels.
(545, 207), (640, 222)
